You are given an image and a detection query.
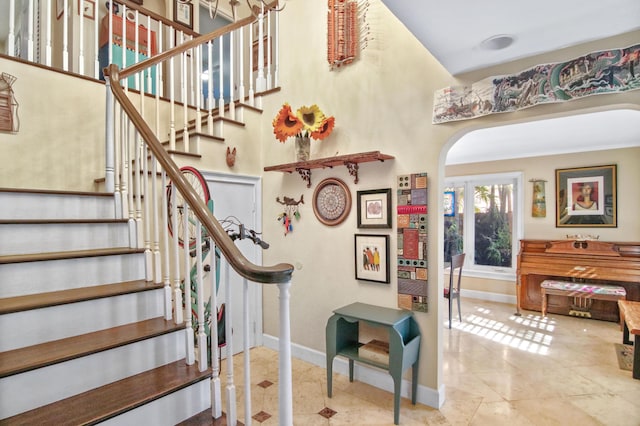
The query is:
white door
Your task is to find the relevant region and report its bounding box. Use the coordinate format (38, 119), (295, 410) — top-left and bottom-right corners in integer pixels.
(202, 171), (263, 356)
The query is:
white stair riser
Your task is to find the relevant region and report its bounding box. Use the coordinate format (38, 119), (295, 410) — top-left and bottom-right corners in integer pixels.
(0, 253), (145, 298)
(0, 330), (186, 419)
(0, 193), (115, 220)
(0, 289), (165, 351)
(0, 222), (131, 255)
(100, 379), (211, 426)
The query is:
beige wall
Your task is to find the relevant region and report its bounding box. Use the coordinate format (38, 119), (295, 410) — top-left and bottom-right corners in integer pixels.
(0, 61), (105, 191)
(259, 1), (640, 400)
(1, 0), (638, 407)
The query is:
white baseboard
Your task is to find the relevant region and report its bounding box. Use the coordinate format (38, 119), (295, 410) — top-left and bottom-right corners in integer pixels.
(262, 334), (444, 410)
(460, 289), (517, 305)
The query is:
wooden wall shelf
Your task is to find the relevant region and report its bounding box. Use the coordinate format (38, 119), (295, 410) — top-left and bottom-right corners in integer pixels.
(264, 151), (395, 187)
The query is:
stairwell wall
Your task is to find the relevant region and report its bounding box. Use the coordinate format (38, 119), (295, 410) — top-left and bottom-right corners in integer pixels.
(258, 1), (640, 408)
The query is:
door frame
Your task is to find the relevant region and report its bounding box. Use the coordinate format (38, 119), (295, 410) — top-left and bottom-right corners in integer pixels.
(200, 170), (264, 349)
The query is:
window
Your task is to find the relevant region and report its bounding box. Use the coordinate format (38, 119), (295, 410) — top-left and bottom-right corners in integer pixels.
(444, 172), (523, 279)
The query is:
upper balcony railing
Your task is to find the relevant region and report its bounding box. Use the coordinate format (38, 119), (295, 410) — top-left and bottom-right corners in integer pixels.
(2, 0), (279, 109)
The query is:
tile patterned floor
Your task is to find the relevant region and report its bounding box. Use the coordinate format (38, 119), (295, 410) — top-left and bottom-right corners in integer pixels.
(222, 298), (640, 425)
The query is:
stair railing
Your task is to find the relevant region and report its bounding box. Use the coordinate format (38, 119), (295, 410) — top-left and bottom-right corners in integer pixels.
(103, 5), (293, 425)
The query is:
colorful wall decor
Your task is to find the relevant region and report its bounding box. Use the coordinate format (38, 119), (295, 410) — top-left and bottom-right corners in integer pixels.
(396, 173), (428, 312)
(530, 179), (547, 218)
(433, 43), (640, 124)
(327, 0), (370, 70)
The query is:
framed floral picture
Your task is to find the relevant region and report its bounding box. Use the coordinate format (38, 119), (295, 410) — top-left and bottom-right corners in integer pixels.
(354, 234), (390, 283)
(556, 164), (617, 227)
(357, 188), (391, 228)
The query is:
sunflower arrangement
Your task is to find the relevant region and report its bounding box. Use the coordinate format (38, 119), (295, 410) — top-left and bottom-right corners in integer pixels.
(272, 103), (335, 143)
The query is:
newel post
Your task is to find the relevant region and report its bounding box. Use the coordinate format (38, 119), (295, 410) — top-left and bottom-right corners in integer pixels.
(104, 75), (115, 194)
(278, 279), (293, 425)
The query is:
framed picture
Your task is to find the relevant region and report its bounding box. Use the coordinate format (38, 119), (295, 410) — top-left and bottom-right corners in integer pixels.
(356, 189), (391, 228)
(174, 0), (193, 29)
(443, 190), (455, 217)
(355, 234), (390, 283)
(556, 164), (617, 228)
(79, 0), (95, 20)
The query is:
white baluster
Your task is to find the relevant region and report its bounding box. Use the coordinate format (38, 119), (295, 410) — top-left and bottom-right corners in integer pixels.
(248, 22), (255, 106)
(228, 31), (235, 120)
(105, 77), (115, 194)
(45, 0), (52, 65)
(207, 41), (214, 133)
(134, 131), (143, 249)
(266, 10), (272, 90)
(218, 33), (225, 118)
(143, 144), (152, 281)
(238, 26), (245, 104)
(62, 0), (69, 70)
(255, 5), (266, 92)
(146, 16), (153, 95)
(181, 33), (190, 153)
(79, 0), (85, 75)
(225, 260), (237, 426)
(209, 237), (222, 419)
(171, 185), (183, 324)
(278, 279), (293, 426)
(196, 222), (207, 370)
(26, 0), (34, 62)
(162, 171), (172, 320)
(126, 120), (136, 247)
(8, 0), (15, 57)
(274, 7), (280, 89)
(243, 277), (252, 426)
(184, 205), (195, 365)
(134, 10), (140, 92)
(93, 2), (99, 79)
(169, 28), (176, 151)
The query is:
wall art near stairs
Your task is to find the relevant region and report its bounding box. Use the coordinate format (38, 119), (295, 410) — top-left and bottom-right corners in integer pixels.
(396, 173), (428, 312)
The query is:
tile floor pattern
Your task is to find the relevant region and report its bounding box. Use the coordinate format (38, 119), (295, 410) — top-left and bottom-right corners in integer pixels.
(221, 298), (640, 425)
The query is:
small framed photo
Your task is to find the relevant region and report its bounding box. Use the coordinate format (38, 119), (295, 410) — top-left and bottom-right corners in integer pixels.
(443, 190), (455, 217)
(79, 0), (95, 20)
(174, 0), (193, 29)
(556, 164), (617, 227)
(356, 188), (391, 228)
(354, 234), (390, 284)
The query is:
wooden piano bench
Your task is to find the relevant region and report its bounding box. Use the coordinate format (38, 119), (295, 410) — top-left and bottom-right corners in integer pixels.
(618, 300), (640, 379)
(541, 280), (627, 318)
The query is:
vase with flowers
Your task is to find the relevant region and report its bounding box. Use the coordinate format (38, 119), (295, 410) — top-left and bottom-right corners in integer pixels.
(272, 103), (335, 162)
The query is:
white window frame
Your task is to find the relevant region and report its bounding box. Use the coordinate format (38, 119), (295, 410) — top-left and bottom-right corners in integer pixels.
(445, 171), (524, 281)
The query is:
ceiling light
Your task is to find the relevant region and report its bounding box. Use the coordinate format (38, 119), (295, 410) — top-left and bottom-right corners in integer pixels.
(480, 34), (515, 51)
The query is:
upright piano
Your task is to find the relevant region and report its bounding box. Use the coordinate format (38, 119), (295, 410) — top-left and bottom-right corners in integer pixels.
(517, 239), (640, 321)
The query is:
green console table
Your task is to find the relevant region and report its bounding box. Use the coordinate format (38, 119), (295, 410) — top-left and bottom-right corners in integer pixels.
(325, 302), (421, 425)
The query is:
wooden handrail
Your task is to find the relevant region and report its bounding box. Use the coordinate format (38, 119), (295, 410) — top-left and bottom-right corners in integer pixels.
(105, 64), (293, 284)
(117, 1), (278, 80)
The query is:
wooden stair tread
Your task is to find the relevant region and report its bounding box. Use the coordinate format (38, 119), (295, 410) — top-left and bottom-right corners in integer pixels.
(0, 317), (183, 378)
(1, 360), (212, 425)
(0, 218), (127, 225)
(0, 187), (113, 197)
(0, 279), (162, 314)
(0, 247), (144, 265)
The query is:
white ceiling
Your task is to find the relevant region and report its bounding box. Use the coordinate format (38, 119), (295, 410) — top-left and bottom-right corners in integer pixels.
(381, 0), (640, 164)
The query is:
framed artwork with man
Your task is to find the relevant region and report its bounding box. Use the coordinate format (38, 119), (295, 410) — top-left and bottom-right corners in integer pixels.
(556, 164), (617, 228)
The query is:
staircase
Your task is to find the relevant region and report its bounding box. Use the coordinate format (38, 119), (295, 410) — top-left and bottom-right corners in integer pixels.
(0, 188), (212, 424)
